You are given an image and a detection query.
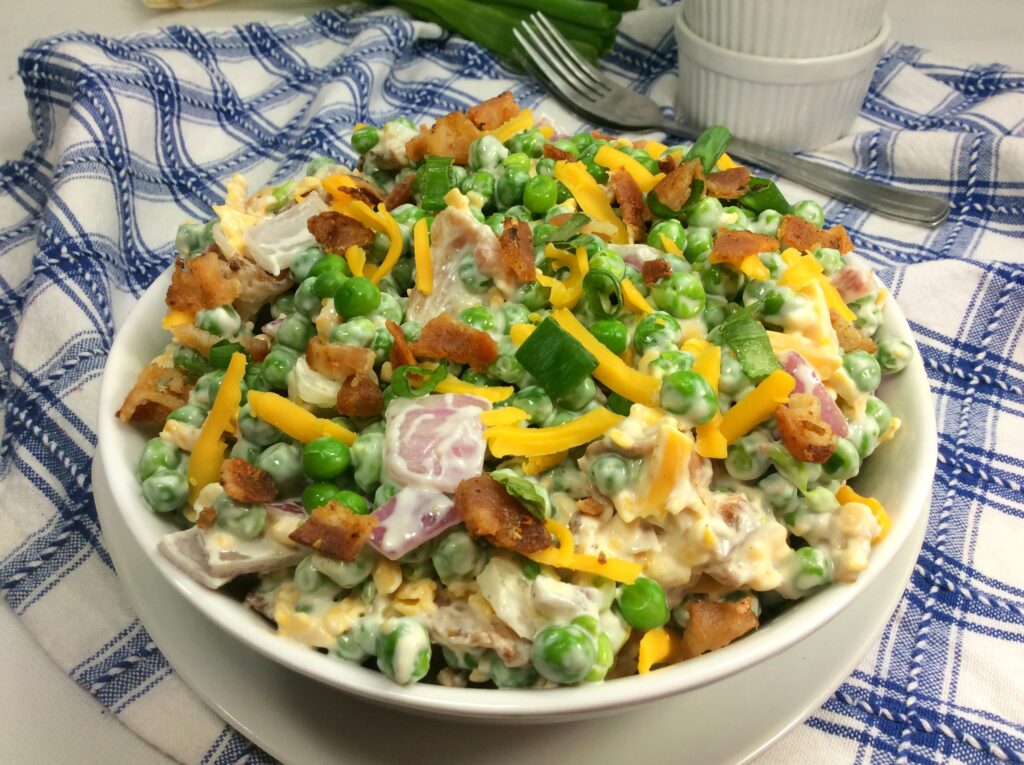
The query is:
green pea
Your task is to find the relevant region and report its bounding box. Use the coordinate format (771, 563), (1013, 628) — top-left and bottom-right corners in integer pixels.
(804, 486), (840, 513)
(441, 645), (480, 671)
(331, 317), (375, 348)
(648, 219), (687, 253)
(588, 250), (626, 280)
(261, 346), (298, 389)
(270, 292), (296, 320)
(557, 376), (596, 411)
(701, 296), (730, 330)
(351, 431), (384, 493)
(174, 220), (214, 258)
(294, 556), (328, 593)
(700, 263), (744, 299)
(758, 472), (798, 511)
(376, 618), (432, 685)
(583, 158), (608, 184)
(823, 438), (861, 481)
(334, 276), (380, 319)
(875, 336), (913, 373)
(500, 303), (530, 329)
(589, 319), (628, 355)
(255, 442), (303, 492)
(651, 272), (706, 319)
(865, 396), (892, 436)
(312, 268), (346, 300)
(293, 277), (322, 318)
(313, 547), (375, 589)
(496, 166), (530, 210)
(276, 313), (315, 352)
(616, 577), (670, 630)
(684, 226), (713, 263)
(792, 199), (825, 228)
(335, 489), (369, 515)
(535, 157), (555, 176)
(843, 350), (882, 393)
(334, 631), (368, 663)
(141, 467), (188, 513)
(791, 546), (833, 591)
(432, 530), (482, 582)
(687, 196), (727, 229)
(460, 170), (496, 211)
(172, 345), (211, 379)
(607, 392), (633, 416)
(469, 135), (509, 171)
(231, 437), (263, 464)
(589, 453), (632, 496)
(195, 305), (241, 338)
(523, 175), (558, 214)
(725, 431), (772, 481)
(750, 209), (783, 237)
(512, 385), (554, 425)
(648, 349), (694, 380)
(214, 492), (267, 540)
(718, 351), (752, 397)
(351, 125), (379, 154)
(850, 296), (883, 336)
(290, 246), (325, 282)
(167, 404), (206, 428)
(491, 659), (539, 688)
(458, 306), (502, 334)
(301, 481), (337, 512)
(190, 369), (226, 408)
(632, 311), (682, 353)
(660, 370), (717, 423)
(138, 437), (181, 481)
(550, 138), (579, 159)
(458, 254), (494, 294)
(306, 156), (338, 176)
(238, 404), (282, 446)
(489, 350), (527, 385)
(506, 127), (545, 158)
(813, 247), (843, 276)
(586, 632), (615, 682)
(301, 436), (352, 481)
(532, 623), (596, 685)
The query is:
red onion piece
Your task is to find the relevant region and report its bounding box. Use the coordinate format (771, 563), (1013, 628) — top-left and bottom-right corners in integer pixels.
(266, 499), (305, 518)
(368, 487), (460, 560)
(262, 316), (285, 338)
(782, 352), (848, 438)
(384, 393), (490, 493)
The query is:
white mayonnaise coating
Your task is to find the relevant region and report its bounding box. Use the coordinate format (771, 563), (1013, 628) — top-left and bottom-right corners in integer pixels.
(287, 356), (341, 409)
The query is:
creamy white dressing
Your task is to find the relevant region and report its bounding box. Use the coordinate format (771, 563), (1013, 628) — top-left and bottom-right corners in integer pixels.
(367, 121), (420, 169)
(160, 419), (202, 452)
(476, 556), (543, 639)
(791, 501), (879, 583)
(244, 193), (328, 276)
(287, 356), (342, 409)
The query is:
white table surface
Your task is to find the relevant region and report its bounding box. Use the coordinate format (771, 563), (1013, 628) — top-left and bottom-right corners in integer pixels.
(2, 1), (1022, 762)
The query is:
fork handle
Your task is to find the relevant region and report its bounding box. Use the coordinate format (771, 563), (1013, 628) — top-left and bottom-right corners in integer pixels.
(658, 124), (950, 227)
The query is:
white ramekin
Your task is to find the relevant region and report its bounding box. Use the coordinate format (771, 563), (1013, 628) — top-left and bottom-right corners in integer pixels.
(674, 11), (890, 152)
(682, 0), (887, 58)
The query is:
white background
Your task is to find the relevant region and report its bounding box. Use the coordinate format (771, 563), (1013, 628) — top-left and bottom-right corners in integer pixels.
(1, 1), (1022, 762)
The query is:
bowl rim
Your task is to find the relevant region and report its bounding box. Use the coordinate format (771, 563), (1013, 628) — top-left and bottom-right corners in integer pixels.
(674, 9), (892, 83)
(97, 258), (936, 720)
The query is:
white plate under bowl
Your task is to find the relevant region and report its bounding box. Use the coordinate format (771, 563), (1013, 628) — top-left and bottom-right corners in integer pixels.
(94, 453), (928, 764)
(96, 260), (936, 723)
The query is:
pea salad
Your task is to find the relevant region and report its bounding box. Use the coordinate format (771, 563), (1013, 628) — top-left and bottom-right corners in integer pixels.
(119, 93), (913, 688)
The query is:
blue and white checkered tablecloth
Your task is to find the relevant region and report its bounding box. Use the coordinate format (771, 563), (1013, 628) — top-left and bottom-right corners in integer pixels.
(1, 3), (1022, 763)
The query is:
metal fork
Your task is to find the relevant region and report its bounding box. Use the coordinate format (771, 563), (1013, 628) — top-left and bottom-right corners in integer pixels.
(513, 13), (950, 227)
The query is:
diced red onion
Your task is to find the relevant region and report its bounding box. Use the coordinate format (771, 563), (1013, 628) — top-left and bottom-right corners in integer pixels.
(782, 352), (848, 438)
(266, 499), (305, 518)
(384, 393), (490, 493)
(262, 316), (285, 338)
(368, 487), (461, 560)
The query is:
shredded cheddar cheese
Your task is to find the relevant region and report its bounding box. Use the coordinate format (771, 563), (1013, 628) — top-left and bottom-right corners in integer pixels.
(479, 407), (530, 427)
(413, 217), (432, 295)
(246, 390), (356, 446)
(715, 152), (740, 171)
(187, 352), (246, 501)
(434, 375), (513, 403)
(637, 627), (683, 674)
(644, 141), (669, 159)
(621, 279), (655, 314)
(523, 520), (642, 584)
(553, 160), (628, 244)
(659, 234), (682, 256)
(161, 310), (194, 330)
(718, 369), (795, 444)
(739, 254), (770, 281)
(523, 451), (567, 476)
(836, 485), (890, 543)
(593, 145), (665, 193)
(489, 108), (534, 144)
(344, 245), (366, 278)
(508, 323), (536, 346)
(484, 406), (624, 458)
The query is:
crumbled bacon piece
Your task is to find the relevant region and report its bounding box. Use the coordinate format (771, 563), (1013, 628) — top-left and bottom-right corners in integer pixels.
(240, 335), (271, 363)
(610, 168), (646, 243)
(577, 497), (606, 517)
(650, 158), (703, 212)
(590, 129), (615, 141)
(467, 92), (520, 130)
(305, 337), (375, 381)
(336, 372), (384, 418)
(710, 229), (780, 267)
(230, 258), (293, 320)
(497, 218), (536, 283)
(221, 458), (277, 504)
(170, 323), (219, 357)
(679, 598), (759, 659)
(830, 310), (877, 354)
(705, 166), (751, 200)
(196, 507), (217, 529)
(165, 252), (241, 314)
(657, 154), (677, 175)
(547, 212), (573, 227)
(289, 500), (379, 562)
(116, 362), (192, 424)
(307, 211), (375, 253)
(776, 392), (836, 464)
(778, 215), (854, 255)
(405, 112), (482, 165)
(410, 313), (499, 370)
(337, 173), (386, 207)
(383, 173), (415, 210)
(386, 320), (417, 368)
(641, 258), (673, 286)
(543, 143), (575, 161)
(454, 475), (551, 554)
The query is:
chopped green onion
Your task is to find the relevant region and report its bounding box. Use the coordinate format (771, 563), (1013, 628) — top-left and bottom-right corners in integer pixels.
(709, 302), (780, 382)
(739, 178), (791, 215)
(209, 340), (246, 369)
(545, 212), (590, 244)
(582, 268), (623, 319)
(684, 125), (732, 176)
(414, 156), (455, 213)
(515, 317), (598, 401)
(391, 362), (449, 398)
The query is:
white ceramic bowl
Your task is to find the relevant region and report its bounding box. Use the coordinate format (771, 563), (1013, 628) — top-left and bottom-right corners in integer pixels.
(97, 260), (935, 723)
(674, 10), (890, 152)
(682, 0), (887, 59)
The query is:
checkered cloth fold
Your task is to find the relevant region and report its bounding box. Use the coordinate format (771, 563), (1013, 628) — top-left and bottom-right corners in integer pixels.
(1, 4), (1022, 763)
